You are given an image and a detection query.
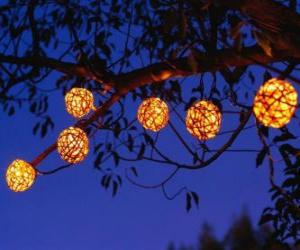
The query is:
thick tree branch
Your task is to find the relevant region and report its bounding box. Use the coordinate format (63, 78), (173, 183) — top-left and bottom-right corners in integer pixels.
(116, 46), (293, 92)
(0, 53), (115, 87)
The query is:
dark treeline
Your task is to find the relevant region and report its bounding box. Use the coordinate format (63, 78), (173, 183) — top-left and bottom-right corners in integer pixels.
(167, 211), (298, 250)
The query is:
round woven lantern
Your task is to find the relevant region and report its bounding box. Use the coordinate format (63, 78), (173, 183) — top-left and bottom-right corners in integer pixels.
(186, 100), (222, 140)
(137, 97), (169, 132)
(65, 87), (95, 118)
(6, 159), (36, 192)
(57, 127), (89, 164)
(253, 78), (298, 128)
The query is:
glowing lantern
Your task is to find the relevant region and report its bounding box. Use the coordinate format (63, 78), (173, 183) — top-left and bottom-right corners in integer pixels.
(186, 100), (222, 140)
(65, 87), (95, 118)
(6, 159), (36, 192)
(137, 97), (169, 132)
(253, 78), (298, 128)
(57, 127), (89, 164)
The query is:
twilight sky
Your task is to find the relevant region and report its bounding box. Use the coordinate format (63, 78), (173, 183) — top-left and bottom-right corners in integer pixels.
(0, 6), (298, 248)
(0, 71), (282, 250)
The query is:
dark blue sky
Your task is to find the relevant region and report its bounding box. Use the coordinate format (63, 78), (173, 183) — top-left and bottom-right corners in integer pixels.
(0, 71), (282, 250)
(0, 3), (298, 247)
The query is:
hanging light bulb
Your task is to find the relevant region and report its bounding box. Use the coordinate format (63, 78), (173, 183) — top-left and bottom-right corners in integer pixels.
(253, 78), (298, 128)
(137, 97), (169, 132)
(57, 127), (89, 164)
(6, 159), (36, 192)
(186, 100), (222, 140)
(65, 87), (95, 118)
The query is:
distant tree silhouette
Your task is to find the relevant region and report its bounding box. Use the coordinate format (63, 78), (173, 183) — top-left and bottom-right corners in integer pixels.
(198, 223), (223, 250)
(168, 211), (294, 250)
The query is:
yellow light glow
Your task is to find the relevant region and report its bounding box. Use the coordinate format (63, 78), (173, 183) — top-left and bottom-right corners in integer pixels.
(137, 97), (169, 132)
(65, 88), (94, 118)
(57, 127), (89, 164)
(186, 100), (222, 140)
(253, 78), (298, 128)
(6, 159), (36, 192)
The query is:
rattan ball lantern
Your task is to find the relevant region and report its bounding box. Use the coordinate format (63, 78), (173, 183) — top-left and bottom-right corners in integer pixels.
(65, 87), (95, 118)
(57, 127), (89, 164)
(6, 159), (36, 192)
(137, 97), (169, 132)
(253, 78), (298, 128)
(186, 100), (222, 140)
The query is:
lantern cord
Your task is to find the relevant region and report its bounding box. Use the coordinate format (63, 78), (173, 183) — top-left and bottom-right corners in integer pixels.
(125, 167), (179, 189)
(37, 163), (73, 175)
(161, 185), (188, 201)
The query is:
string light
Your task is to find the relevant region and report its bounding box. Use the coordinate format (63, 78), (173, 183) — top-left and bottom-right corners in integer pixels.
(137, 97), (169, 132)
(186, 100), (222, 140)
(253, 78), (298, 128)
(57, 127), (89, 164)
(6, 159), (36, 192)
(65, 88), (95, 118)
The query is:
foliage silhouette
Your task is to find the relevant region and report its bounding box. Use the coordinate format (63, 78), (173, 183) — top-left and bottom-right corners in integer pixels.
(1, 0), (300, 244)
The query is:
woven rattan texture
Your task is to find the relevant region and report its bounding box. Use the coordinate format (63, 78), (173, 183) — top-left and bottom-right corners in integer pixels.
(6, 159), (36, 192)
(57, 127), (89, 163)
(65, 88), (94, 118)
(253, 78), (298, 128)
(186, 100), (221, 141)
(137, 97), (169, 132)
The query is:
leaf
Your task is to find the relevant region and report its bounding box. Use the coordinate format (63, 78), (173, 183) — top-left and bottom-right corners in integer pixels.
(94, 152), (104, 169)
(282, 178), (296, 188)
(8, 106), (15, 116)
(127, 134), (133, 152)
(112, 151), (120, 166)
(117, 175), (122, 186)
(253, 31), (273, 57)
(113, 122), (121, 138)
(256, 146), (268, 167)
(259, 213), (274, 225)
(263, 71), (272, 82)
(186, 192), (192, 212)
(112, 181), (118, 197)
(101, 175), (111, 189)
(30, 102), (37, 113)
(260, 125), (269, 138)
(273, 131), (296, 143)
(191, 191), (199, 207)
(33, 122), (40, 135)
(130, 167), (138, 177)
(143, 133), (154, 146)
(137, 143), (145, 159)
(94, 143), (103, 154)
(41, 121), (48, 138)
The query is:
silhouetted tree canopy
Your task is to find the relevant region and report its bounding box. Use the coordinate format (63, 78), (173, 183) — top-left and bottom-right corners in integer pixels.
(168, 211), (295, 250)
(1, 0), (300, 244)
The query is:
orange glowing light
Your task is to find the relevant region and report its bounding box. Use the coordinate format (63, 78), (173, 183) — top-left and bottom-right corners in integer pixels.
(253, 78), (298, 128)
(137, 97), (169, 132)
(57, 127), (89, 164)
(186, 100), (222, 140)
(65, 88), (94, 118)
(6, 159), (36, 192)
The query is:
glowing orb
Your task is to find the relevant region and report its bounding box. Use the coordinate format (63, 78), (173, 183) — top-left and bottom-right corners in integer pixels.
(6, 159), (36, 192)
(137, 97), (169, 132)
(57, 127), (89, 163)
(65, 88), (94, 118)
(186, 100), (222, 140)
(253, 78), (298, 128)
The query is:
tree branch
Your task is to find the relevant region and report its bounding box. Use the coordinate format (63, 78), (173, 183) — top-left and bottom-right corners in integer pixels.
(0, 54), (116, 87)
(116, 46), (293, 92)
